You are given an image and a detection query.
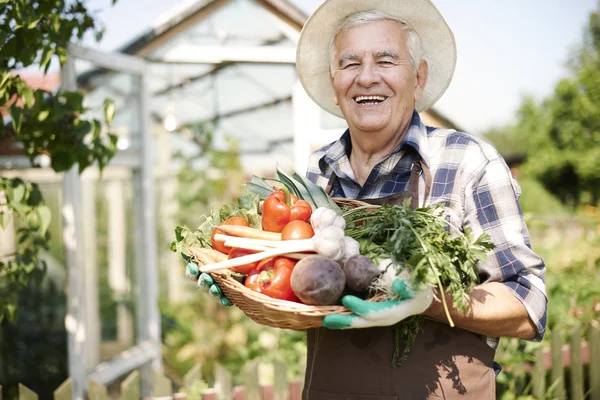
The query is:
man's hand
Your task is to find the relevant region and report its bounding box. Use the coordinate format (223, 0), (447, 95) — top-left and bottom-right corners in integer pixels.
(187, 262), (233, 307)
(322, 279), (433, 329)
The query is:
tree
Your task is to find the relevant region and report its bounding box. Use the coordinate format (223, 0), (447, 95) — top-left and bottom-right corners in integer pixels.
(0, 0), (118, 322)
(486, 3), (600, 207)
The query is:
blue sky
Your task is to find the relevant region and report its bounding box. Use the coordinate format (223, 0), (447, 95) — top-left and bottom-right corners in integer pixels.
(82, 0), (598, 134)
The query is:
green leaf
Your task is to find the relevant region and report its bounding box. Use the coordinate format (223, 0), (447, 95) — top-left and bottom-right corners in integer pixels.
(56, 46), (67, 66)
(22, 87), (33, 108)
(10, 107), (23, 135)
(37, 109), (50, 122)
(39, 45), (55, 73)
(0, 211), (11, 230)
(27, 16), (42, 29)
(36, 205), (51, 236)
(0, 72), (11, 91)
(10, 181), (25, 204)
(175, 225), (185, 242)
(50, 150), (75, 172)
(103, 98), (115, 125)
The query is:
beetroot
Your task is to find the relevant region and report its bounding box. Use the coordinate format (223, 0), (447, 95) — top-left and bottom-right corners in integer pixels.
(290, 255), (346, 305)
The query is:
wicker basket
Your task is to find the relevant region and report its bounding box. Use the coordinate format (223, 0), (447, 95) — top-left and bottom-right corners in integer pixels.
(212, 272), (351, 330)
(210, 197), (369, 330)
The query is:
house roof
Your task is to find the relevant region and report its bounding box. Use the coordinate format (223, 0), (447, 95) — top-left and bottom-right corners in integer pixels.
(118, 0), (307, 57)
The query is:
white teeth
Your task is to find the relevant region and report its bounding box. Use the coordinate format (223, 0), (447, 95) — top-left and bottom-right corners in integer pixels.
(355, 95), (387, 103)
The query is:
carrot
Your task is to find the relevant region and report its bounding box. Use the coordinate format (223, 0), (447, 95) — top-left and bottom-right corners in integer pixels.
(189, 247), (228, 262)
(215, 225), (282, 241)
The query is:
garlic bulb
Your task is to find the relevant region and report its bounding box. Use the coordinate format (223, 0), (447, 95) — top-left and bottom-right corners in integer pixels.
(313, 226), (346, 261)
(341, 236), (360, 264)
(310, 207), (346, 232)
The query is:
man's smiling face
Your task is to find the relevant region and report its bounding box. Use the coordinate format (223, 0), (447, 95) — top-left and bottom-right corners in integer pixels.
(331, 20), (427, 135)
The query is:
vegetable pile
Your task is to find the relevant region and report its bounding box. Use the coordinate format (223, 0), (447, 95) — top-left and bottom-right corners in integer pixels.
(171, 167), (495, 365)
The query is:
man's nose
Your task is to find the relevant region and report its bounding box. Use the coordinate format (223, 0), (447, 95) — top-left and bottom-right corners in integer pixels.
(356, 62), (381, 87)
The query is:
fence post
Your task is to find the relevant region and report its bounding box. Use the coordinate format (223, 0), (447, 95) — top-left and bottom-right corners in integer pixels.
(88, 378), (108, 400)
(590, 322), (600, 400)
(551, 333), (566, 399)
(120, 370), (140, 400)
(53, 378), (72, 400)
(243, 360), (260, 400)
(214, 364), (232, 400)
(273, 360), (288, 400)
(531, 347), (546, 399)
(571, 324), (584, 400)
(18, 383), (38, 400)
(153, 372), (173, 396)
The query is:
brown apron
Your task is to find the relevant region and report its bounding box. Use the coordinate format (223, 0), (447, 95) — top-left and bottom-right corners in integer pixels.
(302, 161), (496, 399)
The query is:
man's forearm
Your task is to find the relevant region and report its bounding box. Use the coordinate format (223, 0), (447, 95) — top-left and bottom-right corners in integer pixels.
(422, 282), (537, 339)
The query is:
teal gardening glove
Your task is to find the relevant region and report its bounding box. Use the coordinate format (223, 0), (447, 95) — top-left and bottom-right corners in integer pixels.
(322, 276), (433, 329)
(185, 260), (232, 307)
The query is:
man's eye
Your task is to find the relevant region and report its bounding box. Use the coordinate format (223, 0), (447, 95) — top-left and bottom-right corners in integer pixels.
(343, 63), (359, 69)
(378, 61), (394, 65)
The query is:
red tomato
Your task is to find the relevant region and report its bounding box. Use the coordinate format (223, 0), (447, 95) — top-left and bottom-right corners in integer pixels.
(210, 216), (250, 254)
(244, 257), (299, 302)
(281, 220), (315, 240)
(228, 247), (259, 274)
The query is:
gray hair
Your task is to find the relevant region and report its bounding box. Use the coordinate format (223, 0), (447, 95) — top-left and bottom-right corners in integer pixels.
(329, 10), (422, 76)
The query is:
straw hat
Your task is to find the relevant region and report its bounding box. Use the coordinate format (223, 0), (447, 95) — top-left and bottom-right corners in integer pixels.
(296, 0), (456, 117)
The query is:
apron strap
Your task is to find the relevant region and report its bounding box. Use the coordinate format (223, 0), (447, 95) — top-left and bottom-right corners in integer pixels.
(409, 159), (432, 209)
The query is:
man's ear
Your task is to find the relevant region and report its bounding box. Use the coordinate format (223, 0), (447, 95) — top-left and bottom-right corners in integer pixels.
(331, 73), (339, 106)
(413, 60), (429, 104)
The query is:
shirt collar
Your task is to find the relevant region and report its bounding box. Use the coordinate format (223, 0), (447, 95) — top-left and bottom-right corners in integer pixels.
(320, 110), (430, 175)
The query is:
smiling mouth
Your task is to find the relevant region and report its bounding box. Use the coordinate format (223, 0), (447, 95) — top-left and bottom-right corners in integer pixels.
(353, 95), (388, 105)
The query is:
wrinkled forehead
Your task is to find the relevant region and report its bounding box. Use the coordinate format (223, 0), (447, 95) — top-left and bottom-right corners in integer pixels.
(333, 20), (409, 58)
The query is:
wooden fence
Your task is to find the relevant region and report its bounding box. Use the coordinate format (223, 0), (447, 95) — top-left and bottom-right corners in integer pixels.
(2, 322), (599, 400)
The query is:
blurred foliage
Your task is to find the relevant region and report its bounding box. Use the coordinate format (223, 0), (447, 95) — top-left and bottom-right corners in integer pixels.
(485, 3), (600, 208)
(0, 178), (50, 322)
(0, 0), (119, 322)
(161, 125), (307, 385)
(0, 261), (68, 399)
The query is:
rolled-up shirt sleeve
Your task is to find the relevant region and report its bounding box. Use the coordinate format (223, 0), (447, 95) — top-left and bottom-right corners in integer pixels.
(463, 156), (548, 342)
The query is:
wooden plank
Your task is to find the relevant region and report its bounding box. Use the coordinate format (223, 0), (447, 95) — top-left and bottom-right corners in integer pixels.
(18, 383), (38, 400)
(61, 54), (87, 400)
(590, 322), (600, 400)
(531, 347), (546, 399)
(570, 324), (584, 400)
(87, 340), (158, 385)
(243, 360), (260, 400)
(153, 372), (172, 396)
(183, 363), (203, 391)
(120, 370), (140, 400)
(551, 333), (566, 399)
(88, 378), (108, 400)
(273, 360), (288, 400)
(53, 378), (72, 400)
(214, 364), (233, 400)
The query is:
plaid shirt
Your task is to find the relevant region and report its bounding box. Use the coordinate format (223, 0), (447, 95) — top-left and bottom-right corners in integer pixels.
(306, 111), (548, 349)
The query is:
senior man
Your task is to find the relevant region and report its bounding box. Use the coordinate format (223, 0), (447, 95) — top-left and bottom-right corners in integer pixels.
(293, 0), (547, 398)
(197, 0), (548, 398)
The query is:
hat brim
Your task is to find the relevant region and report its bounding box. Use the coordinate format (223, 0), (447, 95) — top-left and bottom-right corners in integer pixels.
(296, 0), (456, 117)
